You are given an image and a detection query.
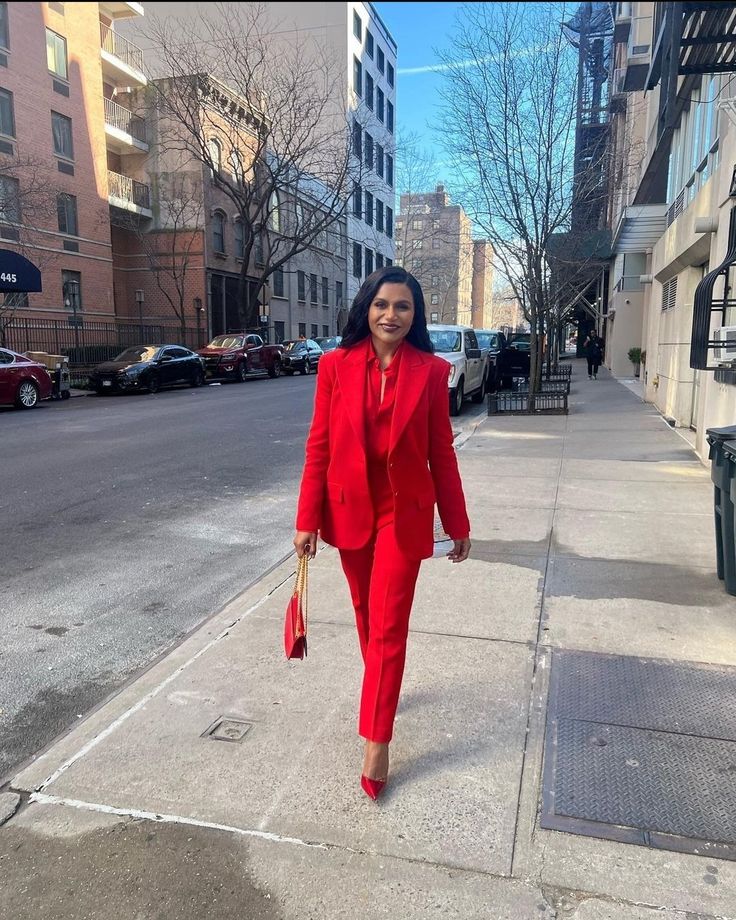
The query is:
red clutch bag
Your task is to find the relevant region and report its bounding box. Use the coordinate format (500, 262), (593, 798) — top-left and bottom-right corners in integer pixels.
(284, 553), (308, 659)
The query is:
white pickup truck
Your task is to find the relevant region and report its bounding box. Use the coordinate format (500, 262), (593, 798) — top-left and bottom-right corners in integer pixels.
(427, 324), (489, 416)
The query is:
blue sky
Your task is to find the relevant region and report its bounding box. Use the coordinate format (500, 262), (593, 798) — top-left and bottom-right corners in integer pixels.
(375, 2), (464, 185)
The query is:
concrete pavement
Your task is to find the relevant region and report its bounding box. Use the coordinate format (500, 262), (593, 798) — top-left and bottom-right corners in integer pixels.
(2, 360), (736, 919)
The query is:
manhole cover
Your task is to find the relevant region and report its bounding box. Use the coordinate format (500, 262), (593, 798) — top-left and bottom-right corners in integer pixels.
(202, 717), (253, 744)
(541, 650), (736, 860)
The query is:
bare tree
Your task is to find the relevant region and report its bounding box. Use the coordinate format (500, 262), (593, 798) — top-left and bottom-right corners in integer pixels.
(144, 2), (358, 330)
(0, 153), (58, 344)
(438, 2), (607, 396)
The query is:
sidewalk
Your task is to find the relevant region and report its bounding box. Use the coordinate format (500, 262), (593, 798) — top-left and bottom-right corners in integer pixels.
(3, 360), (736, 919)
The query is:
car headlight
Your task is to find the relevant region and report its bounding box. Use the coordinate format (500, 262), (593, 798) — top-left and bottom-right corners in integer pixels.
(448, 364), (457, 384)
(221, 353), (237, 360)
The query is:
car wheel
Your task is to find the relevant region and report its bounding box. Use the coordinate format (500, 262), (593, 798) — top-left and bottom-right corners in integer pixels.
(268, 359), (281, 379)
(191, 369), (205, 387)
(16, 380), (39, 409)
(237, 361), (248, 382)
(449, 379), (464, 417)
(472, 373), (487, 403)
(302, 360), (311, 375)
(148, 374), (161, 394)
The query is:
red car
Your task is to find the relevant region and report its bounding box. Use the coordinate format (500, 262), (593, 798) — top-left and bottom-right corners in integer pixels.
(0, 347), (53, 409)
(198, 333), (284, 381)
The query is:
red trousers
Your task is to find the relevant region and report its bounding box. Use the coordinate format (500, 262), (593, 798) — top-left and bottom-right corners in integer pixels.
(339, 516), (422, 743)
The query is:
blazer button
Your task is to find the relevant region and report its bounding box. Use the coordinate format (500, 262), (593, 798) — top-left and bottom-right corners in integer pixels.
(394, 490), (399, 496)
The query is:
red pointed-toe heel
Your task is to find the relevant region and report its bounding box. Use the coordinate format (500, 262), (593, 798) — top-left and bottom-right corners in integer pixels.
(360, 774), (387, 801)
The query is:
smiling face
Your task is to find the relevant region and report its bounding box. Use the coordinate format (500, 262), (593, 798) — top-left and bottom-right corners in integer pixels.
(368, 282), (415, 348)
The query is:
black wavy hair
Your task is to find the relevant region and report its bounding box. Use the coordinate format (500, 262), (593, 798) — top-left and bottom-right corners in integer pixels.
(340, 266), (434, 353)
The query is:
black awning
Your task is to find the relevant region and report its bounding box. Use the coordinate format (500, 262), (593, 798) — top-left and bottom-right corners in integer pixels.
(0, 249), (42, 293)
(691, 206), (736, 370)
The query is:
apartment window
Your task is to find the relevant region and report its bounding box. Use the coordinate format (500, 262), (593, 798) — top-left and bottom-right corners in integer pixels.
(412, 218), (423, 230)
(207, 137), (221, 175)
(432, 238), (441, 249)
(51, 111), (72, 158)
(0, 174), (19, 222)
(0, 88), (13, 138)
(310, 273), (318, 304)
(365, 190), (373, 226)
(322, 276), (328, 305)
(377, 46), (385, 74)
(298, 322), (306, 337)
(311, 323), (318, 338)
(386, 206), (393, 238)
(377, 87), (384, 123)
(336, 280), (343, 306)
(386, 153), (394, 187)
(431, 293), (440, 305)
(46, 29), (68, 80)
(62, 269), (81, 311)
(298, 270), (306, 302)
(353, 181), (362, 218)
(0, 3), (8, 50)
(353, 56), (362, 97)
(385, 257), (393, 267)
(411, 259), (422, 270)
(376, 144), (384, 178)
(254, 228), (264, 266)
(273, 265), (284, 298)
(387, 61), (395, 87)
(234, 218), (244, 259)
(661, 276), (678, 311)
(352, 241), (362, 278)
(387, 101), (394, 133)
(212, 210), (225, 253)
(376, 252), (384, 269)
(364, 132), (373, 169)
(365, 72), (374, 111)
(366, 29), (374, 58)
(57, 193), (77, 235)
(353, 10), (362, 41)
(352, 119), (362, 159)
(364, 247), (374, 276)
(376, 198), (383, 233)
(412, 239), (423, 249)
(274, 320), (285, 343)
(431, 275), (439, 287)
(322, 324), (329, 336)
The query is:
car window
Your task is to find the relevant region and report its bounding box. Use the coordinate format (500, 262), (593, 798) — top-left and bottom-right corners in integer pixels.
(465, 330), (478, 350)
(246, 336), (261, 346)
(114, 347), (158, 363)
(283, 341), (305, 353)
(173, 347), (194, 358)
(209, 335), (244, 348)
(429, 330), (462, 353)
(0, 349), (14, 365)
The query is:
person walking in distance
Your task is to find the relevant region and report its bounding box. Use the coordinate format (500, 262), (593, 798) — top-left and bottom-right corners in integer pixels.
(584, 330), (604, 379)
(294, 266), (471, 802)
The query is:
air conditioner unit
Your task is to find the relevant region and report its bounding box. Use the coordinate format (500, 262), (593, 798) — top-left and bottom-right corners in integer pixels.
(714, 326), (736, 364)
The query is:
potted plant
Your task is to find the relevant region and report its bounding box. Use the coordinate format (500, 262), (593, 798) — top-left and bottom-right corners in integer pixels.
(628, 347), (643, 378)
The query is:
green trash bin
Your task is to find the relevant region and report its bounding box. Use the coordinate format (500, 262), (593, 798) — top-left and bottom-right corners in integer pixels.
(706, 425), (736, 595)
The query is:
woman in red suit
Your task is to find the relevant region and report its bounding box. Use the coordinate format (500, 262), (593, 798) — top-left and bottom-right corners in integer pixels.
(294, 266), (471, 801)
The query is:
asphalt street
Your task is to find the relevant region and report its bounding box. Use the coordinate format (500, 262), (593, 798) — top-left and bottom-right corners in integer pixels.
(1, 372), (484, 783)
(0, 374), (317, 782)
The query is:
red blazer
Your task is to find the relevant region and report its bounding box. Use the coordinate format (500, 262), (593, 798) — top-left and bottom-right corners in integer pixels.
(296, 338), (470, 560)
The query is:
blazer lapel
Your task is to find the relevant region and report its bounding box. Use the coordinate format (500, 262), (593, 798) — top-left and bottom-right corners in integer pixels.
(390, 343), (432, 454)
(334, 341), (367, 457)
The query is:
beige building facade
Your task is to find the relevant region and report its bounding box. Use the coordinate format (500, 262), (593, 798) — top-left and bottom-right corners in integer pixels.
(396, 185), (483, 326)
(604, 1), (736, 461)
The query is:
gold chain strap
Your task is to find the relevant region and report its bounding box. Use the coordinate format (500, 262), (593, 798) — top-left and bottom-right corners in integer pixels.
(294, 554), (308, 638)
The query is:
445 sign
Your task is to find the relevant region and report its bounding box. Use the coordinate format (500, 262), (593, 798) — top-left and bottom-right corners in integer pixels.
(0, 249), (42, 293)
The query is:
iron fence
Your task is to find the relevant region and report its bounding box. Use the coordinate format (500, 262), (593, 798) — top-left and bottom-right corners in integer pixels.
(100, 24), (145, 75)
(108, 170), (151, 211)
(104, 98), (147, 144)
(515, 378), (571, 395)
(3, 318), (205, 377)
(488, 392), (569, 415)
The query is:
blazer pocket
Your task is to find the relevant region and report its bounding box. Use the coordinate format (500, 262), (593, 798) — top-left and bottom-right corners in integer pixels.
(415, 490), (436, 510)
(327, 481), (345, 503)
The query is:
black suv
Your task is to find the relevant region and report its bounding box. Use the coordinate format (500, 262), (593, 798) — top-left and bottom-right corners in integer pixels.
(281, 339), (324, 375)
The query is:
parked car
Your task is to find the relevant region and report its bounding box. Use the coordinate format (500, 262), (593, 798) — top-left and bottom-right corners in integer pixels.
(314, 335), (342, 354)
(498, 332), (532, 387)
(0, 348), (53, 409)
(427, 324), (488, 416)
(198, 333), (283, 381)
(474, 329), (508, 392)
(281, 339), (324, 375)
(89, 345), (205, 395)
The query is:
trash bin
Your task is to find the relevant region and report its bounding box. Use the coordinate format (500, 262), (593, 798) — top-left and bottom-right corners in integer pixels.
(706, 425), (736, 595)
(723, 440), (736, 597)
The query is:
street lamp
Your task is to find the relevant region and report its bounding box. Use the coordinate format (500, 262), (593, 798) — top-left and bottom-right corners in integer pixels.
(194, 296), (204, 346)
(135, 289), (145, 341)
(64, 279), (81, 348)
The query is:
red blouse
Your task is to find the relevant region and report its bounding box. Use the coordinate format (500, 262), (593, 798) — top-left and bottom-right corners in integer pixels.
(366, 342), (403, 519)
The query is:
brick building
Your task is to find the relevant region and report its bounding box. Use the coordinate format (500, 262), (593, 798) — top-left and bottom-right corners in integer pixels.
(0, 2), (148, 323)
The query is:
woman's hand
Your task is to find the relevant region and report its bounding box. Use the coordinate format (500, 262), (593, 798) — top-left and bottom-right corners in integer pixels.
(294, 531), (317, 559)
(447, 538), (471, 563)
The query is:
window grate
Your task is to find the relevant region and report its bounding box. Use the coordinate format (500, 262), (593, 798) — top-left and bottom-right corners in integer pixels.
(661, 276), (677, 311)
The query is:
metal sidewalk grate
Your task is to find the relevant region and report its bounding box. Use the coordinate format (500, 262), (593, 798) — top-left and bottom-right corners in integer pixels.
(541, 650), (736, 860)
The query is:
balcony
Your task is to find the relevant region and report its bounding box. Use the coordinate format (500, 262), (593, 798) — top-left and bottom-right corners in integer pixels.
(107, 169), (152, 217)
(104, 97), (148, 153)
(100, 24), (147, 87)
